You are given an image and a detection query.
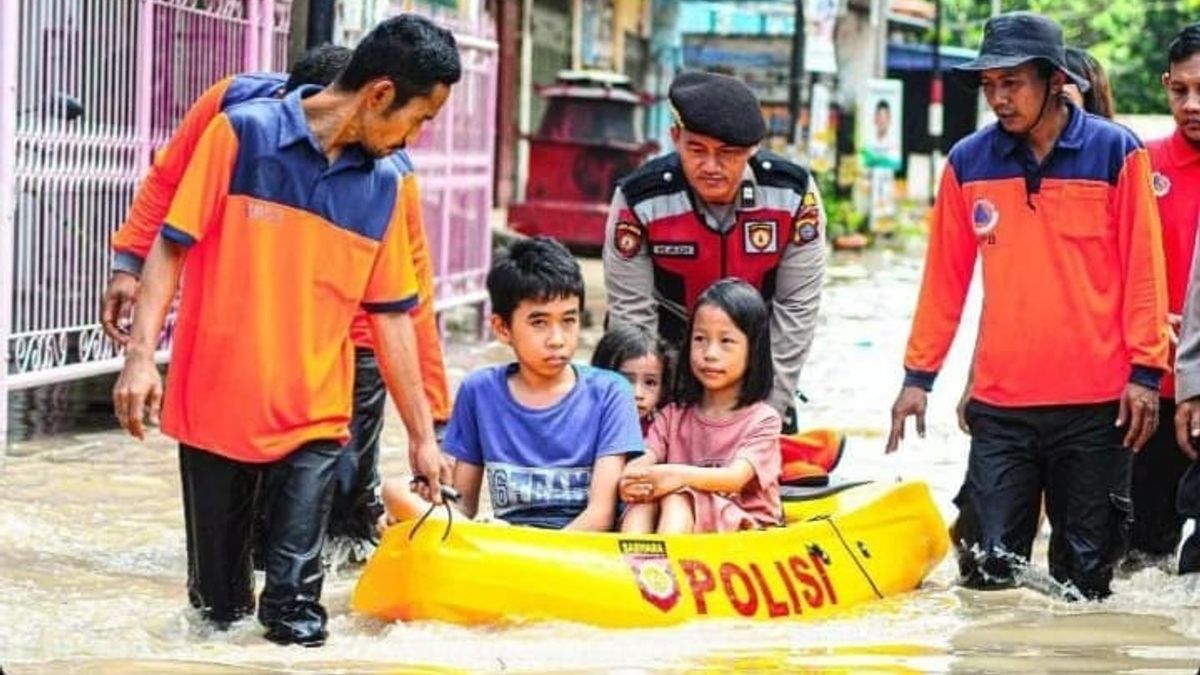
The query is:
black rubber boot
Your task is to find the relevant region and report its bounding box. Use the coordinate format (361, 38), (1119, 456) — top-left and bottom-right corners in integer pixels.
(257, 439), (341, 647)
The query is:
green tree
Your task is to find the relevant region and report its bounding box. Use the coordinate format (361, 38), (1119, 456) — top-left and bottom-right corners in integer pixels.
(935, 0), (1200, 113)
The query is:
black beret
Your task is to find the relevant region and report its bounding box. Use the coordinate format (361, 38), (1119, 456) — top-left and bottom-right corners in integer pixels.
(668, 71), (766, 147)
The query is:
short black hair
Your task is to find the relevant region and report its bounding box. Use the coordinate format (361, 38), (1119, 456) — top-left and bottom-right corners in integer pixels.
(285, 44), (353, 92)
(1168, 24), (1200, 66)
(487, 236), (584, 323)
(675, 279), (774, 409)
(335, 14), (462, 109)
(875, 100), (890, 113)
(592, 324), (675, 405)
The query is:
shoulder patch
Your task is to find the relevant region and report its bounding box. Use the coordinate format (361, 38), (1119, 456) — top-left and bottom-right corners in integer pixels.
(792, 213), (820, 247)
(752, 151), (810, 194)
(613, 221), (643, 259)
(619, 154), (685, 206)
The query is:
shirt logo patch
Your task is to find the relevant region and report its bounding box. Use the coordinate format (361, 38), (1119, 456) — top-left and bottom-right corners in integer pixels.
(792, 216), (820, 246)
(972, 198), (999, 236)
(651, 242), (697, 257)
(614, 221), (643, 259)
(744, 221), (778, 253)
(1152, 172), (1171, 197)
(246, 201), (285, 225)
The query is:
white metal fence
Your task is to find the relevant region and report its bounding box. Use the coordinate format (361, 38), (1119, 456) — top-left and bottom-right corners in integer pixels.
(0, 0), (290, 441)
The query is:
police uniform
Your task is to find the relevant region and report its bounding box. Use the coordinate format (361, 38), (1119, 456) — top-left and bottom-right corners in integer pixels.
(602, 72), (827, 421)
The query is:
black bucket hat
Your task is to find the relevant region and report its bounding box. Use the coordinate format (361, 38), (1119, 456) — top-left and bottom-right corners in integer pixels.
(952, 12), (1090, 92)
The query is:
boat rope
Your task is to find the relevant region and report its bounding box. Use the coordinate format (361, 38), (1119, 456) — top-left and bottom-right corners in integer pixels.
(408, 483), (462, 543)
(821, 516), (883, 600)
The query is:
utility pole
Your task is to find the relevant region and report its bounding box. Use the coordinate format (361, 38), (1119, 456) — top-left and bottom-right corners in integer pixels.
(787, 0), (806, 145)
(928, 0), (942, 203)
(306, 0), (335, 47)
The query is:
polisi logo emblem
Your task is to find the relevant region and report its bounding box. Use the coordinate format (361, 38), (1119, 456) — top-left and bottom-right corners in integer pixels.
(972, 198), (999, 236)
(620, 540), (680, 613)
(1152, 172), (1171, 197)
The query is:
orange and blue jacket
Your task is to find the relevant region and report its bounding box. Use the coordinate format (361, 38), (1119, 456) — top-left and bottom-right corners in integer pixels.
(904, 107), (1169, 406)
(161, 89), (421, 460)
(111, 74), (451, 422)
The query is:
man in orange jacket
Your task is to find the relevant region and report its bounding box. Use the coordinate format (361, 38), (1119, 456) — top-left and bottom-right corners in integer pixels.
(887, 13), (1168, 599)
(104, 44), (452, 561)
(111, 15), (460, 645)
(1125, 24), (1200, 574)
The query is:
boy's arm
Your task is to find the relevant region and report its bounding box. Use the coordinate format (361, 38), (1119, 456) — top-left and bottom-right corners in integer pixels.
(565, 454), (627, 532)
(451, 461), (484, 519)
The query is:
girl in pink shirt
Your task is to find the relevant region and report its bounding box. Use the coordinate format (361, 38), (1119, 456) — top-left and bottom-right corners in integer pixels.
(620, 279), (783, 534)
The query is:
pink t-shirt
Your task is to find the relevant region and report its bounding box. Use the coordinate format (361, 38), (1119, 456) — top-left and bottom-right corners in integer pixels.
(646, 402), (782, 532)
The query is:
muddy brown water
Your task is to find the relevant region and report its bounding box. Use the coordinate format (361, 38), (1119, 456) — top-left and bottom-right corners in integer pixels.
(3, 251), (1198, 673)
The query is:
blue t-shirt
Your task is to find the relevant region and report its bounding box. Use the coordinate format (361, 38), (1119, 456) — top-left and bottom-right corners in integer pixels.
(443, 363), (645, 528)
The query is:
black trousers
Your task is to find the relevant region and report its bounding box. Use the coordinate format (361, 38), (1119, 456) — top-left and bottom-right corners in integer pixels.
(1177, 461), (1200, 574)
(179, 440), (340, 638)
(955, 399), (1132, 599)
(327, 348), (388, 541)
(1128, 398), (1191, 559)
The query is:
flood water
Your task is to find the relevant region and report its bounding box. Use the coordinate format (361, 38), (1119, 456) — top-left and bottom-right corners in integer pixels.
(3, 248), (1199, 673)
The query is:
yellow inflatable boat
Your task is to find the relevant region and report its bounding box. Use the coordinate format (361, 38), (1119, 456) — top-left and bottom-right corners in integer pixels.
(353, 480), (948, 628)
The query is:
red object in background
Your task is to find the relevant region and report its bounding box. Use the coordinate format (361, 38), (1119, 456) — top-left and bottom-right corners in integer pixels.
(508, 71), (659, 249)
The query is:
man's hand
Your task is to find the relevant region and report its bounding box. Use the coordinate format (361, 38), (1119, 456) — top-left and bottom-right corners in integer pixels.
(956, 387), (972, 435)
(1169, 313), (1183, 346)
(101, 272), (139, 345)
(1117, 382), (1159, 452)
(886, 385), (928, 453)
(409, 440), (452, 505)
(112, 350), (162, 440)
(621, 465), (684, 502)
(1175, 398), (1200, 461)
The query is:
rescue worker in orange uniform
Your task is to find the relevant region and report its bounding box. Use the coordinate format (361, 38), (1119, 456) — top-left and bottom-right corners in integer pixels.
(887, 12), (1169, 599)
(102, 46), (452, 562)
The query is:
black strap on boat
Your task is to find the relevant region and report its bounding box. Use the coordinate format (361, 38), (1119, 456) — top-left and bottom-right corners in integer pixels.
(820, 516), (883, 600)
(408, 482), (461, 543)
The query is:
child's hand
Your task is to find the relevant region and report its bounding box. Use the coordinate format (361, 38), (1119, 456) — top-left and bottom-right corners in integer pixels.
(622, 465), (684, 501)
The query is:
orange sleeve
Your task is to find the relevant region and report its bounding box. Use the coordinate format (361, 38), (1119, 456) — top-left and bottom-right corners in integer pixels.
(403, 174), (452, 422)
(1116, 148), (1170, 374)
(902, 163), (978, 388)
(362, 187), (419, 313)
(161, 114), (238, 246)
(113, 77), (234, 263)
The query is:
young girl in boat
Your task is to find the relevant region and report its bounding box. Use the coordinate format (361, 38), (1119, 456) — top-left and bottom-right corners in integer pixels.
(591, 324), (673, 434)
(619, 278), (782, 534)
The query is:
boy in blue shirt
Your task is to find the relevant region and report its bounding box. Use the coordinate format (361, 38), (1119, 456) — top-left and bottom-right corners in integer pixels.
(382, 236), (644, 530)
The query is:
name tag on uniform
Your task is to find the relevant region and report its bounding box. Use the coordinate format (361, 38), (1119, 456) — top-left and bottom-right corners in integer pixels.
(651, 242), (697, 257)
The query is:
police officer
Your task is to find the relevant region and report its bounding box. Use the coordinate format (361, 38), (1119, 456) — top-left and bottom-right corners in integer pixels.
(602, 71), (826, 432)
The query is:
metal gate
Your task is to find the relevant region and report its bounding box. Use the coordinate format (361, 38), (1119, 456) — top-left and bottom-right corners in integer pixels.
(333, 0), (498, 316)
(0, 0), (290, 440)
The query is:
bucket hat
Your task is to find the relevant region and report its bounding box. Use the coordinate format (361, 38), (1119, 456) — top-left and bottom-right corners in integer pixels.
(953, 12), (1090, 92)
